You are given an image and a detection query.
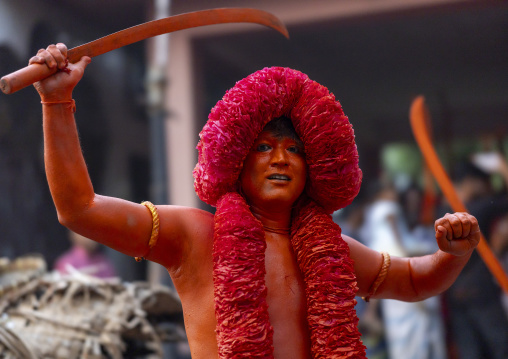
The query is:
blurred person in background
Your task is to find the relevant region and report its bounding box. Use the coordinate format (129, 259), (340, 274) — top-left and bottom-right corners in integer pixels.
(400, 183), (444, 256)
(54, 230), (117, 278)
(443, 154), (508, 359)
(361, 179), (446, 359)
(490, 213), (508, 317)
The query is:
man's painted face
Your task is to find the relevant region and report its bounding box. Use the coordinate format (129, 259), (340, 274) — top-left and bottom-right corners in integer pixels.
(239, 130), (307, 209)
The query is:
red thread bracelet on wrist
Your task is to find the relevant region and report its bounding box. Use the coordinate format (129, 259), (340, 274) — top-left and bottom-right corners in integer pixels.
(41, 99), (76, 113)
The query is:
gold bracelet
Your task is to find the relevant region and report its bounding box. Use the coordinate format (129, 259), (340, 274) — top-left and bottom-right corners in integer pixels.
(363, 251), (391, 302)
(135, 201), (160, 262)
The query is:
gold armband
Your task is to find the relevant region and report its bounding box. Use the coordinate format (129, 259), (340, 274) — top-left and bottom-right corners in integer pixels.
(363, 251), (391, 302)
(135, 201), (160, 262)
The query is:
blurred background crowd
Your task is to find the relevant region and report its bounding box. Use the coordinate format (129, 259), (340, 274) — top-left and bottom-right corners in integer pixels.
(1, 1), (507, 358)
(334, 148), (508, 359)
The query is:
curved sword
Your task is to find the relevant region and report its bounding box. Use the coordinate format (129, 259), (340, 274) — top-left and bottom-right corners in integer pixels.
(410, 95), (508, 294)
(0, 8), (289, 94)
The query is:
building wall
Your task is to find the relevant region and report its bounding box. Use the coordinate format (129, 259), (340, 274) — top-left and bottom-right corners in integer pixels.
(164, 0), (474, 209)
(0, 0), (151, 281)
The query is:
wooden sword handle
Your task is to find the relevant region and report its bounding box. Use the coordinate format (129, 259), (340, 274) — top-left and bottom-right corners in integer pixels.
(0, 63), (59, 95)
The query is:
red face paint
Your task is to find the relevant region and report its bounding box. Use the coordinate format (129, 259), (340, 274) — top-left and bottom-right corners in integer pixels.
(240, 131), (307, 210)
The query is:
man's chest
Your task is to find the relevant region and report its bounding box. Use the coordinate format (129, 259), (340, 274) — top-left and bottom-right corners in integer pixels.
(264, 236), (307, 318)
(177, 234), (311, 358)
(264, 236), (312, 357)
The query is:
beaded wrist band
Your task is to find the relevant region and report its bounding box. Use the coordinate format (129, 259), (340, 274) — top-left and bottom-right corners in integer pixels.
(135, 201), (160, 262)
(363, 251), (391, 302)
(41, 99), (76, 113)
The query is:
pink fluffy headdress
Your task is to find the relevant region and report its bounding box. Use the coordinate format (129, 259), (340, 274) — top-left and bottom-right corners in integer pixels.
(194, 67), (365, 358)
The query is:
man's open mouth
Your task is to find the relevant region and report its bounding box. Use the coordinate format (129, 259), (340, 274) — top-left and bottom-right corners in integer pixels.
(267, 174), (291, 181)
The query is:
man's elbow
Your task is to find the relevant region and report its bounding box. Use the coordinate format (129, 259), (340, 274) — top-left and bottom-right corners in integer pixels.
(55, 196), (95, 228)
(57, 210), (75, 228)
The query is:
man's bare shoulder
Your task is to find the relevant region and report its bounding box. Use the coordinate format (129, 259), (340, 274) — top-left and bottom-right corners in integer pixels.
(145, 205), (215, 269)
(340, 234), (382, 296)
(158, 205), (215, 245)
(158, 204), (213, 217)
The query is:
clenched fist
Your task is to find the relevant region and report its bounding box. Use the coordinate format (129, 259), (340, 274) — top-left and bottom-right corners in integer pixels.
(29, 43), (91, 102)
(435, 212), (480, 257)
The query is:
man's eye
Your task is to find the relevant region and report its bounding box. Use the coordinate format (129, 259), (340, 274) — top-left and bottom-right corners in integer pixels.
(257, 144), (271, 152)
(287, 146), (301, 154)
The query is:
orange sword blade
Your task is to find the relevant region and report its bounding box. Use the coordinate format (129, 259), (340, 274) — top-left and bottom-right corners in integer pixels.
(0, 8), (289, 94)
(410, 95), (508, 294)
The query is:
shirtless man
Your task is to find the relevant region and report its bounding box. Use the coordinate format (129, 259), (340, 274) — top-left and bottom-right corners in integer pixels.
(31, 43), (480, 358)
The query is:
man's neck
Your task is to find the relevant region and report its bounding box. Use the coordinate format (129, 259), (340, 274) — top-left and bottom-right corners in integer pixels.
(249, 204), (292, 233)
